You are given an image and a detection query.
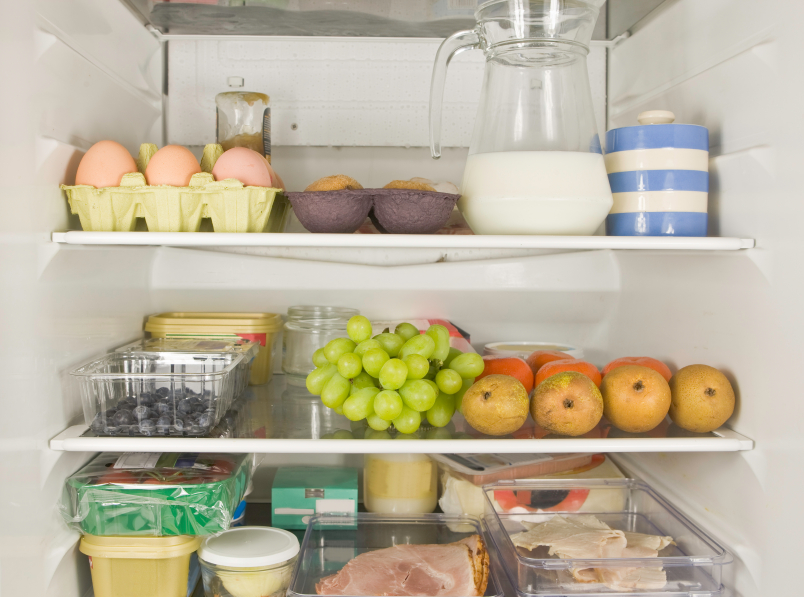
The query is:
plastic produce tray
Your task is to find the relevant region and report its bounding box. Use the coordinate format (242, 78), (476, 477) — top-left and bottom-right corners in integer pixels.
(289, 512), (504, 597)
(71, 352), (244, 437)
(115, 337), (259, 400)
(483, 479), (732, 597)
(61, 143), (290, 232)
(63, 452), (251, 536)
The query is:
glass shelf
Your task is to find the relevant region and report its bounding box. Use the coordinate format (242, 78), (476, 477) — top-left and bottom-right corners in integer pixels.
(51, 375), (753, 453)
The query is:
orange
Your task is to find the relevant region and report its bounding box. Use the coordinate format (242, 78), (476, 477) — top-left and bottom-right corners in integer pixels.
(602, 357), (672, 382)
(535, 359), (602, 388)
(525, 350), (575, 375)
(477, 356), (534, 394)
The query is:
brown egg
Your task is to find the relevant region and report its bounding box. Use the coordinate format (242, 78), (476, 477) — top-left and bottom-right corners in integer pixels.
(212, 147), (273, 187)
(144, 145), (202, 186)
(75, 140), (138, 188)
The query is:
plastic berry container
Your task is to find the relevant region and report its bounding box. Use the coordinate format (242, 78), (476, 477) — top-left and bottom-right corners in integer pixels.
(71, 352), (243, 437)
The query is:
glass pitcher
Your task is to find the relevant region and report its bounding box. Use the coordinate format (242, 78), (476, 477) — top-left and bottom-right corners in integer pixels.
(430, 0), (613, 235)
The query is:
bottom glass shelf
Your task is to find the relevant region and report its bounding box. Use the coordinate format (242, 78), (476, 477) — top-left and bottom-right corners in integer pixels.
(50, 375), (753, 453)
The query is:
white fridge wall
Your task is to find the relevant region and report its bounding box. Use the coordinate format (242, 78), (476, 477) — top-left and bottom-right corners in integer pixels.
(608, 1), (801, 596)
(167, 37), (607, 150)
(0, 1), (162, 595)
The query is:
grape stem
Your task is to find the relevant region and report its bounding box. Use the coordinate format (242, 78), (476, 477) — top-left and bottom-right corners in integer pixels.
(429, 359), (444, 369)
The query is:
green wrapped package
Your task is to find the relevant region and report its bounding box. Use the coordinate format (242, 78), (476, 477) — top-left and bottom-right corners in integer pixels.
(62, 452), (252, 536)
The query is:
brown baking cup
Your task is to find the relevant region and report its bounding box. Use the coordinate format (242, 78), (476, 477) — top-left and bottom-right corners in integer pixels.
(370, 190), (460, 234)
(287, 189), (374, 233)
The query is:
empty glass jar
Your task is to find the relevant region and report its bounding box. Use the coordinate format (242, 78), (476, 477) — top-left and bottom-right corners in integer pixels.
(282, 306), (359, 382)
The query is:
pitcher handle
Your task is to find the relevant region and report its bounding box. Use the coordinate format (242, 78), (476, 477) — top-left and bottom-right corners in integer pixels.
(429, 29), (481, 159)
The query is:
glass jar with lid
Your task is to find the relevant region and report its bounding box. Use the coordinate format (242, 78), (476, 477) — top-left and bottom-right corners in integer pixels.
(282, 306), (359, 382)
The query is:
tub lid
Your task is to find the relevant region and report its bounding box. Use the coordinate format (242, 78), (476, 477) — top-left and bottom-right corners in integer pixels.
(145, 312), (283, 332)
(199, 527), (300, 568)
(79, 535), (201, 559)
(606, 110), (708, 154)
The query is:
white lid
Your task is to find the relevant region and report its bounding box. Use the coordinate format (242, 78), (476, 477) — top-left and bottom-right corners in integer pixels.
(198, 527), (299, 568)
(638, 110), (676, 125)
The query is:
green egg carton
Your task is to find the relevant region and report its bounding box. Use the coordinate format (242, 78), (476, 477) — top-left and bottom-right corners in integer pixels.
(61, 144), (290, 233)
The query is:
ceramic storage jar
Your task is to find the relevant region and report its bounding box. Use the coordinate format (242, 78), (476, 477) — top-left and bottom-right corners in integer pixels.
(605, 110), (709, 236)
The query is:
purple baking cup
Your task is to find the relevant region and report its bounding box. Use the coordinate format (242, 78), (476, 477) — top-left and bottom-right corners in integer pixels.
(287, 189), (373, 233)
(370, 190), (460, 234)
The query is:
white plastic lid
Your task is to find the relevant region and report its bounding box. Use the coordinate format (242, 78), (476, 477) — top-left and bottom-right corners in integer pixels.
(198, 527), (299, 568)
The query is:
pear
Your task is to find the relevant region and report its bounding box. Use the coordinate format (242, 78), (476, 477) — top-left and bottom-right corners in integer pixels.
(669, 365), (735, 432)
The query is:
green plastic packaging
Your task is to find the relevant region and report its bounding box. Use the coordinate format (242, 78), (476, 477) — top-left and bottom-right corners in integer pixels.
(62, 452), (252, 536)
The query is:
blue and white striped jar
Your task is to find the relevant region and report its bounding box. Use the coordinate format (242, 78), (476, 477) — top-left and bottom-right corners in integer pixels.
(604, 111), (709, 236)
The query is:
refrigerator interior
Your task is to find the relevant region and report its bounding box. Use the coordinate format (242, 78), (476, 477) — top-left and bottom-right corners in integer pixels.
(1, 0), (802, 596)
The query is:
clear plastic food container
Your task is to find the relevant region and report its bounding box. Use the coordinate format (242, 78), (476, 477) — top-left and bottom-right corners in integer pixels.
(71, 352), (243, 436)
(289, 512), (504, 597)
(199, 527), (299, 597)
(116, 337), (259, 399)
(483, 479), (732, 597)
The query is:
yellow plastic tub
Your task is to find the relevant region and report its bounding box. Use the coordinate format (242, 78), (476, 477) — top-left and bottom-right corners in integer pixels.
(79, 535), (201, 597)
(145, 312), (283, 385)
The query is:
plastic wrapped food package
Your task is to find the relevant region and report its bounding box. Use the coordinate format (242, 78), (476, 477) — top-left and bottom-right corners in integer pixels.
(438, 454), (625, 518)
(61, 452), (253, 536)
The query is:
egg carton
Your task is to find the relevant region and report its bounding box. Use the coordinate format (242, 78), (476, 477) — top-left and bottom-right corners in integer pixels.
(61, 144), (290, 233)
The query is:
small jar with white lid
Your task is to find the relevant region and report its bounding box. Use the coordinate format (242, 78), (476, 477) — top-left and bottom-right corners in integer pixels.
(363, 454), (437, 514)
(198, 527), (299, 597)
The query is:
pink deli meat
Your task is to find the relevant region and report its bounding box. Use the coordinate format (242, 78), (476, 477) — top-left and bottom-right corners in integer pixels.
(315, 535), (489, 596)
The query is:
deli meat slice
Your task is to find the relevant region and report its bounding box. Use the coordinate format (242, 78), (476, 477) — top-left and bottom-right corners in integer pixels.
(315, 535), (489, 596)
(509, 515), (673, 591)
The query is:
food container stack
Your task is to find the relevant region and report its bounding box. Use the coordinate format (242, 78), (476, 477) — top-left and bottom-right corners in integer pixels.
(145, 312), (283, 386)
(482, 479), (733, 597)
(62, 452), (253, 597)
(605, 110), (709, 237)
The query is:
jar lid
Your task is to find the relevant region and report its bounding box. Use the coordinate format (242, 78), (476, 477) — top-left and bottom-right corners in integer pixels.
(606, 110), (708, 153)
(199, 527), (299, 568)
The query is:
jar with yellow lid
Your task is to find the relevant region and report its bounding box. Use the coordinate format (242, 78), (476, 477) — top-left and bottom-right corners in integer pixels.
(363, 454), (437, 514)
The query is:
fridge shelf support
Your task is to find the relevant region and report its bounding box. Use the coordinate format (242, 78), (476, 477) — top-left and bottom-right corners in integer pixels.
(52, 231), (755, 251)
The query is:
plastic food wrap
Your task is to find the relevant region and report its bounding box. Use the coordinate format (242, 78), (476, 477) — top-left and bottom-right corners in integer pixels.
(62, 452), (253, 536)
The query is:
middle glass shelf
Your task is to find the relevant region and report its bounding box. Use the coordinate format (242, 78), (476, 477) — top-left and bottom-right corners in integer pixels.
(50, 375), (753, 454)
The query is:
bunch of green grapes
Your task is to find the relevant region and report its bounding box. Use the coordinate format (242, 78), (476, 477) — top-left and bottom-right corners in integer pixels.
(305, 316), (483, 434)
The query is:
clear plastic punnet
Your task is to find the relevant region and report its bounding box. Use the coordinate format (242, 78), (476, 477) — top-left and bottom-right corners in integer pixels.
(289, 512), (504, 597)
(115, 337), (259, 398)
(62, 452), (253, 537)
(71, 352), (244, 437)
(483, 479), (732, 597)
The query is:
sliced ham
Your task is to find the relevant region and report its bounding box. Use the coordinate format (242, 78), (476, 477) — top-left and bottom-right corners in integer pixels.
(509, 515), (673, 592)
(315, 535), (489, 596)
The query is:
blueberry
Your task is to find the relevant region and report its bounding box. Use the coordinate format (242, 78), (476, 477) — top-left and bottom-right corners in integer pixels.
(139, 419), (156, 435)
(197, 413), (211, 428)
(91, 414), (105, 433)
(133, 405), (151, 421)
(194, 404), (207, 414)
(177, 399), (194, 415)
(174, 418), (186, 432)
(103, 408), (118, 418)
(156, 415), (172, 432)
(113, 409), (133, 426)
(156, 387), (170, 398)
(138, 394), (154, 406)
(155, 402), (172, 416)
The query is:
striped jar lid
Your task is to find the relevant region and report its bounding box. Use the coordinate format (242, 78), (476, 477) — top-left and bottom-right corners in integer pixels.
(605, 110), (709, 237)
